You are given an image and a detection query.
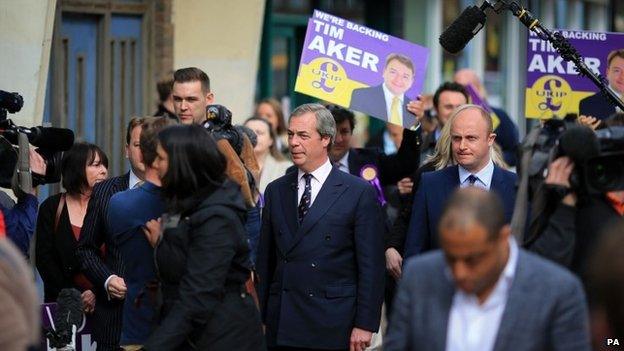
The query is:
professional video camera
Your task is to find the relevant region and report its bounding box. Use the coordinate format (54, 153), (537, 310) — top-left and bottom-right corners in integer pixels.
(202, 104), (248, 155)
(0, 90), (75, 188)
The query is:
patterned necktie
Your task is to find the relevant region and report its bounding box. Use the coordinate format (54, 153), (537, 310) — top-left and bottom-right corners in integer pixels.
(298, 174), (312, 224)
(390, 96), (402, 126)
(467, 174), (478, 186)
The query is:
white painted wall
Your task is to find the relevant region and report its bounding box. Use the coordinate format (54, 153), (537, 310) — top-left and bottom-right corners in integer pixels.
(172, 0), (265, 124)
(0, 0), (56, 127)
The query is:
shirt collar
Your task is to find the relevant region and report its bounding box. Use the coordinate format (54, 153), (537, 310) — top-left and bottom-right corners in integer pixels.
(458, 159), (495, 188)
(382, 83), (404, 104)
(338, 151), (350, 171)
(298, 157), (333, 185)
(128, 169), (142, 190)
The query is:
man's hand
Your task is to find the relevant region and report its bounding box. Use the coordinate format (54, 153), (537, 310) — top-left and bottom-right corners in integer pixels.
(81, 289), (96, 314)
(142, 217), (162, 248)
(577, 115), (601, 130)
(406, 96), (425, 122)
(397, 177), (414, 195)
(107, 275), (127, 299)
(385, 247), (403, 280)
(545, 156), (577, 206)
(350, 327), (373, 351)
(29, 148), (46, 176)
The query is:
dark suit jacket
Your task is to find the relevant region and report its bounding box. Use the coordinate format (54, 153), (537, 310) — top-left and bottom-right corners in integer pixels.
(403, 165), (517, 258)
(257, 167), (385, 349)
(75, 172), (129, 349)
(579, 92), (617, 121)
(36, 193), (89, 302)
(348, 128), (420, 186)
(385, 249), (591, 351)
(350, 85), (417, 127)
(491, 107), (520, 167)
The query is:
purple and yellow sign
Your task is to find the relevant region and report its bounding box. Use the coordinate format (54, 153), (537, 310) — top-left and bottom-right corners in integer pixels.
(526, 29), (624, 119)
(295, 10), (430, 128)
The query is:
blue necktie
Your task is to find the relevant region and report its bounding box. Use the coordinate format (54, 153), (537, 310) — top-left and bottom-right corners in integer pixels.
(467, 174), (478, 186)
(298, 174), (312, 224)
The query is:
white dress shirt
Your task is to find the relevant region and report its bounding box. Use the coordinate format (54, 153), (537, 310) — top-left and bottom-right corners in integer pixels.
(128, 168), (142, 189)
(458, 159), (494, 190)
(335, 152), (350, 174)
(297, 157), (333, 206)
(382, 83), (405, 122)
(445, 237), (519, 351)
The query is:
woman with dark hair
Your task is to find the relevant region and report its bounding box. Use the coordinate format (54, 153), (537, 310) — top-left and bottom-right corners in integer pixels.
(36, 142), (108, 311)
(255, 97), (289, 155)
(142, 124), (264, 351)
(244, 117), (292, 194)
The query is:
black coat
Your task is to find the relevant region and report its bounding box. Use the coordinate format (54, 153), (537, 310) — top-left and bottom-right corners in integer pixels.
(144, 181), (264, 351)
(36, 193), (87, 302)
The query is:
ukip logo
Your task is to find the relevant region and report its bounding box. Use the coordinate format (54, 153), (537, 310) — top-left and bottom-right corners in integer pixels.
(529, 75), (572, 118)
(309, 58), (346, 93)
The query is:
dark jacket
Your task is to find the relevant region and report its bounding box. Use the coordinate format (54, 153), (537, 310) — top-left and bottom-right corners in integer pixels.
(36, 193), (90, 302)
(144, 181), (264, 351)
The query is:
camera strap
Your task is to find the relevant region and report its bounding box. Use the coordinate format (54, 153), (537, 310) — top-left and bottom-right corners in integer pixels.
(54, 193), (66, 234)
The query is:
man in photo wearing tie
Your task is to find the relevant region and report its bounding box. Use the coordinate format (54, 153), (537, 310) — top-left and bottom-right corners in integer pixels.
(257, 103), (385, 351)
(349, 53), (418, 128)
(403, 104), (517, 259)
(579, 49), (624, 120)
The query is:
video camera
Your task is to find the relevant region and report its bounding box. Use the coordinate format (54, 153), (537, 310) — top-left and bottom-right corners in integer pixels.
(202, 104), (248, 155)
(523, 118), (624, 197)
(0, 90), (75, 188)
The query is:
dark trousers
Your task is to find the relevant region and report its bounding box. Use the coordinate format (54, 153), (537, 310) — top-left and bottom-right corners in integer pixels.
(269, 347), (348, 351)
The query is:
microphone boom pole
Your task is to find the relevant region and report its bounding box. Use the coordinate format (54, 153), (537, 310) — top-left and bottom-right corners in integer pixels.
(503, 1), (624, 111)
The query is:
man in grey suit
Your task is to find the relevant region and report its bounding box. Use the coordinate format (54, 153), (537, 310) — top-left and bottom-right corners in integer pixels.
(385, 187), (591, 351)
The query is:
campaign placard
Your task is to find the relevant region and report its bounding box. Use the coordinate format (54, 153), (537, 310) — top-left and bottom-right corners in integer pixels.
(525, 29), (624, 119)
(294, 10), (430, 128)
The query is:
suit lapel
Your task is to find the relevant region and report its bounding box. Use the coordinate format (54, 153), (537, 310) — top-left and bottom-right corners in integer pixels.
(285, 168), (347, 254)
(493, 251), (531, 351)
(278, 172), (299, 238)
(432, 275), (455, 350)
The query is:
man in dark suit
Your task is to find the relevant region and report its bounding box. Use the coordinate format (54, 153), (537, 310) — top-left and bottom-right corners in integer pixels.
(386, 187), (590, 351)
(579, 49), (624, 120)
(327, 104), (420, 186)
(403, 105), (517, 259)
(349, 53), (417, 128)
(76, 117), (146, 350)
(257, 103), (385, 351)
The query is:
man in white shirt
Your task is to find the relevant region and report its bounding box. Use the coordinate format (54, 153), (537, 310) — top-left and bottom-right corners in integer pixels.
(385, 187), (591, 351)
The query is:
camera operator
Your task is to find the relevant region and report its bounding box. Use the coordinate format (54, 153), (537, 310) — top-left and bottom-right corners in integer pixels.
(527, 128), (623, 277)
(0, 148), (47, 257)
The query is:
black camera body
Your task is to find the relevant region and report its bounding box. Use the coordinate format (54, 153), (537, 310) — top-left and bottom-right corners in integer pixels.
(202, 104), (246, 155)
(0, 90), (74, 187)
(585, 127), (624, 194)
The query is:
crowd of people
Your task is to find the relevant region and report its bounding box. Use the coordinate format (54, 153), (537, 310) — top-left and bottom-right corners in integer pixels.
(0, 56), (622, 351)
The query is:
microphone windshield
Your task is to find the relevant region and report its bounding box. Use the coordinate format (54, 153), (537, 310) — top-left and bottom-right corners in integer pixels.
(439, 6), (487, 54)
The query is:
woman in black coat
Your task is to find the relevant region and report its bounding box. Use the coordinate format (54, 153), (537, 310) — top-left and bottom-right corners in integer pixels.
(142, 124), (264, 351)
(35, 142), (109, 310)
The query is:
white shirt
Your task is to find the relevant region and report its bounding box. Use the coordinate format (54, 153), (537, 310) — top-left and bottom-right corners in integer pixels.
(335, 152), (350, 174)
(445, 237), (519, 351)
(297, 157), (333, 206)
(458, 159), (494, 190)
(609, 84), (623, 113)
(128, 169), (142, 189)
(382, 83), (405, 121)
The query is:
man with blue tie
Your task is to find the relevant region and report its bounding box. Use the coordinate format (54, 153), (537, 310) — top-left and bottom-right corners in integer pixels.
(257, 103), (385, 351)
(403, 104), (517, 259)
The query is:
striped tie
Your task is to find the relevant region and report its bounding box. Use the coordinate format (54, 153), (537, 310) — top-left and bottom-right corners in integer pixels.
(298, 174), (312, 224)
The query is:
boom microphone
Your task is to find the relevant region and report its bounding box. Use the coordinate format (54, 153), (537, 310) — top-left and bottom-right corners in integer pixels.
(439, 5), (488, 54)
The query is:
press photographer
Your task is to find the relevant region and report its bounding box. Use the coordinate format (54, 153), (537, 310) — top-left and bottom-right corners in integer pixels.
(523, 115), (624, 276)
(0, 90), (74, 256)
